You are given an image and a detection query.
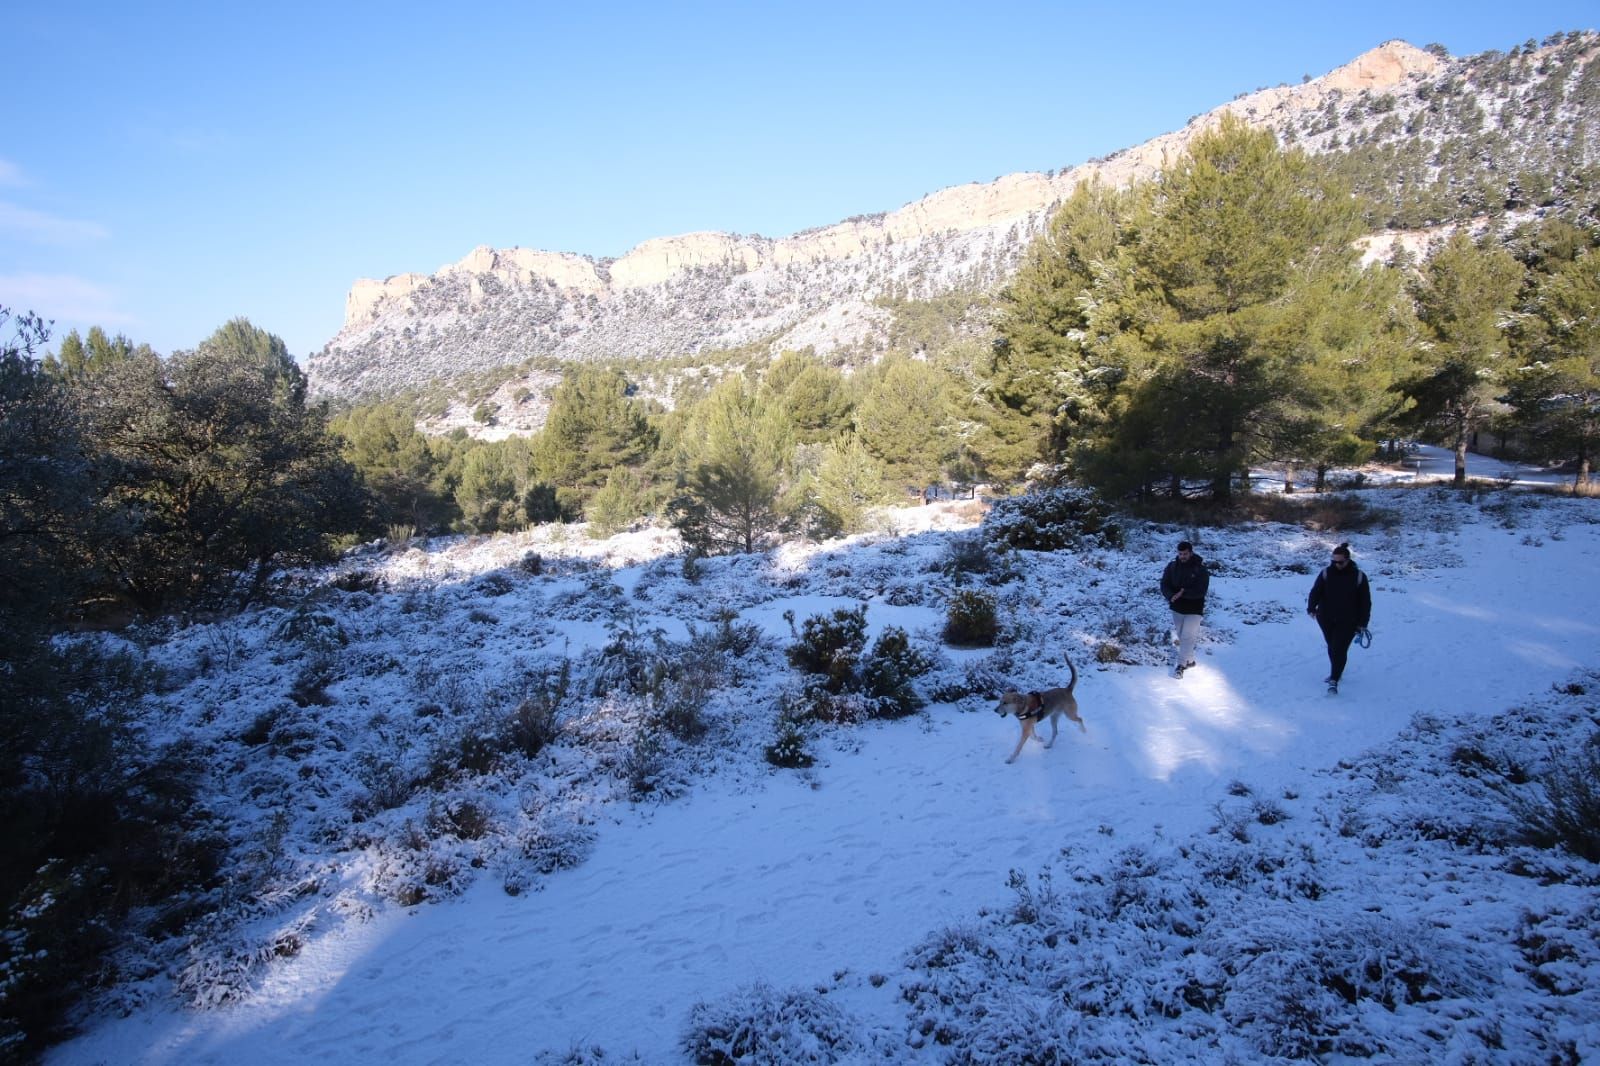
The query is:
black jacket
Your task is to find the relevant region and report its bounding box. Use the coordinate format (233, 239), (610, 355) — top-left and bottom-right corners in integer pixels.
(1308, 562), (1371, 628)
(1160, 554), (1209, 615)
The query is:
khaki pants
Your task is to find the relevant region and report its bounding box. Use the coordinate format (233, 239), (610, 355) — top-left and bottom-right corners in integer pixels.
(1171, 612), (1202, 668)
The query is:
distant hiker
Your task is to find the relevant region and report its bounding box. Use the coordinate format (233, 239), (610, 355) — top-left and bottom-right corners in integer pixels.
(1307, 542), (1372, 695)
(1160, 541), (1209, 679)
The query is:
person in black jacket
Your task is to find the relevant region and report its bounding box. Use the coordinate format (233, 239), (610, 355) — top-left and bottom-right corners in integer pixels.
(1307, 542), (1372, 694)
(1160, 541), (1209, 679)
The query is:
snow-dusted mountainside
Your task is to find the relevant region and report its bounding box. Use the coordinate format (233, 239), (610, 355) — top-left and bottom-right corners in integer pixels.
(306, 32), (1600, 403)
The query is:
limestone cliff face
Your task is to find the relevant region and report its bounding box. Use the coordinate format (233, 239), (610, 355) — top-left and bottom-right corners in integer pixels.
(309, 34), (1594, 402)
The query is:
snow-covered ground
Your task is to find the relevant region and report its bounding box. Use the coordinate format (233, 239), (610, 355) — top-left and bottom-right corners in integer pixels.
(45, 450), (1600, 1064)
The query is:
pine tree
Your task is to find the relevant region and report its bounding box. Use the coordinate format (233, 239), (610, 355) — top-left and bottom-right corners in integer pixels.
(1399, 231), (1525, 485)
(1504, 244), (1600, 488)
(810, 435), (891, 536)
(332, 402), (451, 532)
(532, 366), (655, 513)
(670, 378), (788, 554)
(853, 356), (953, 487)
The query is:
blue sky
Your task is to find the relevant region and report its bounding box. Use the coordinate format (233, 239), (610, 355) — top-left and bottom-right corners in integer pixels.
(3, 2), (1595, 362)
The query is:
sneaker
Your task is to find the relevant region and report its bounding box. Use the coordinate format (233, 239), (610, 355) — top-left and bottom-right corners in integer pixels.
(1170, 665), (1185, 679)
(1184, 660), (1197, 670)
(1323, 676), (1335, 684)
(1326, 679), (1339, 694)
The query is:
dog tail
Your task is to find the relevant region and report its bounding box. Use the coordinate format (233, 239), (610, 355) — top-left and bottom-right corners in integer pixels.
(1064, 651), (1077, 694)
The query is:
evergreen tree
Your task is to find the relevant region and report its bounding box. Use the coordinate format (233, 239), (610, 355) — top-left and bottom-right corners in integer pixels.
(1123, 115), (1369, 501)
(41, 326), (145, 380)
(853, 355), (954, 487)
(1504, 245), (1600, 487)
(669, 378), (788, 554)
(586, 466), (650, 538)
(991, 180), (1139, 468)
(810, 435), (891, 536)
(332, 402), (452, 532)
(532, 366), (655, 515)
(75, 320), (366, 608)
(1398, 231), (1525, 485)
(0, 308), (93, 638)
(762, 353), (853, 445)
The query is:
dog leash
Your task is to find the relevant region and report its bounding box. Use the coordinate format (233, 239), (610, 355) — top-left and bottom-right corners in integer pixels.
(1355, 627), (1372, 649)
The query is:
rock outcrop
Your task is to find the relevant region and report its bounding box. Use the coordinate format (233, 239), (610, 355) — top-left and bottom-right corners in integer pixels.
(309, 35), (1595, 403)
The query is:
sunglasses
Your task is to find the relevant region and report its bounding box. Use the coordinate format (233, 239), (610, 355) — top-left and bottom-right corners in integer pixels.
(1331, 557), (1349, 564)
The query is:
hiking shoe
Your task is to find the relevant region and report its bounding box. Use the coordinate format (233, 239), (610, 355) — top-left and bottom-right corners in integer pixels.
(1326, 679), (1339, 695)
(1170, 664), (1185, 679)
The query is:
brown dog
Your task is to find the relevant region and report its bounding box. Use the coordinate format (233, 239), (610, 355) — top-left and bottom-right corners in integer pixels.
(994, 655), (1084, 764)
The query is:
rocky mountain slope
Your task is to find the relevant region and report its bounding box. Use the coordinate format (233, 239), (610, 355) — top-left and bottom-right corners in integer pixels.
(307, 31), (1600, 404)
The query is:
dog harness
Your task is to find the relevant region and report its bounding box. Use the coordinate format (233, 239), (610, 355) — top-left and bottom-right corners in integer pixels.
(1020, 692), (1047, 721)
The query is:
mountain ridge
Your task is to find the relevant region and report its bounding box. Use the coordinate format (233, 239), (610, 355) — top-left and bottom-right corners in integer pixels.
(308, 33), (1598, 404)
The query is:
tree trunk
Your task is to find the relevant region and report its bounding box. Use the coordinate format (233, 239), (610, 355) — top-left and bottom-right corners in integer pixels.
(1454, 431), (1469, 487)
(1284, 463), (1296, 494)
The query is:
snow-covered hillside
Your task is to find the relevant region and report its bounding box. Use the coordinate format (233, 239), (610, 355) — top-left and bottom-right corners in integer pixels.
(46, 450), (1600, 1064)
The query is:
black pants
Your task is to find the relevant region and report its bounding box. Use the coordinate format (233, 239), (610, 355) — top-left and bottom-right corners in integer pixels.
(1319, 620), (1358, 681)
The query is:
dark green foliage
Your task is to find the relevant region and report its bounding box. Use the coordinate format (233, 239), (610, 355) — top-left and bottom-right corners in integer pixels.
(786, 608), (932, 719)
(982, 486), (1121, 552)
(942, 589), (999, 647)
(0, 309), (95, 640)
(785, 606), (868, 692)
(330, 402), (453, 533)
(860, 626), (933, 717)
(763, 720), (814, 769)
(0, 640), (222, 1059)
(532, 366), (655, 513)
(75, 319), (368, 610)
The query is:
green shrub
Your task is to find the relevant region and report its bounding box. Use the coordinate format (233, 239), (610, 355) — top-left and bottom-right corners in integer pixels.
(982, 486), (1122, 552)
(764, 721), (814, 769)
(786, 605), (867, 693)
(861, 626), (933, 717)
(943, 589), (998, 647)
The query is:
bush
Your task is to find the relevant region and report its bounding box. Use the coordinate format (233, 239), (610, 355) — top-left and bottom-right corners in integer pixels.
(786, 606), (867, 693)
(1513, 731), (1600, 861)
(0, 640), (222, 1059)
(982, 485), (1122, 552)
(860, 626), (933, 718)
(942, 589), (998, 647)
(764, 719), (814, 769)
(681, 981), (861, 1064)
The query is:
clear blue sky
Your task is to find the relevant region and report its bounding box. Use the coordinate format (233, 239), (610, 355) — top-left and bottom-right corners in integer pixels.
(3, 1), (1595, 361)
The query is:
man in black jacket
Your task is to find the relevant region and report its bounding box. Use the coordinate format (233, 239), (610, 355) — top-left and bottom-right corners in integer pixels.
(1160, 541), (1209, 679)
(1307, 542), (1372, 694)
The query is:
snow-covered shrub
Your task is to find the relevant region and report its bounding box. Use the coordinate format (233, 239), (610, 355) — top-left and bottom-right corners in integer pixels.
(370, 820), (473, 906)
(177, 909), (318, 1010)
(514, 806), (597, 877)
(940, 531), (1003, 582)
(765, 716), (814, 769)
(1212, 908), (1494, 1059)
(859, 626), (932, 717)
(942, 588), (997, 647)
(982, 486), (1121, 553)
(1512, 730), (1600, 861)
(785, 605), (867, 692)
(618, 730), (690, 801)
(924, 655), (1009, 704)
(681, 981), (862, 1064)
(271, 607), (347, 658)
